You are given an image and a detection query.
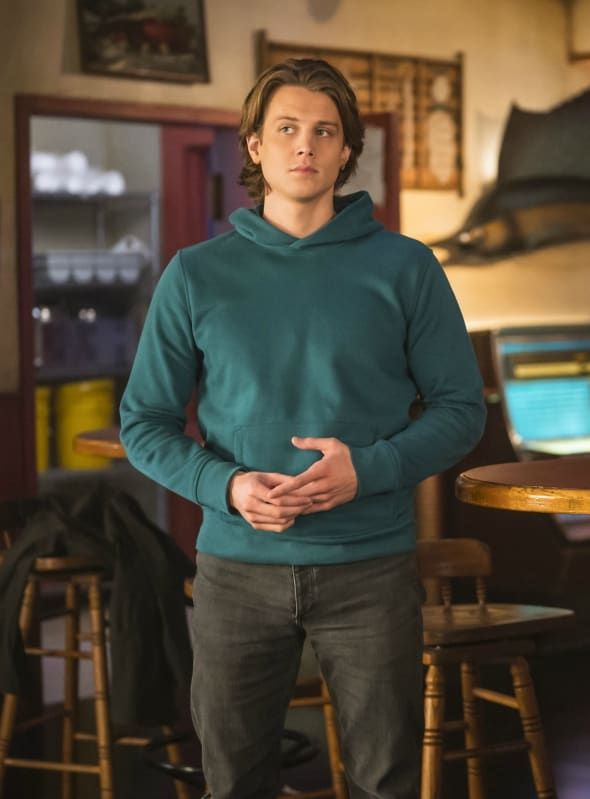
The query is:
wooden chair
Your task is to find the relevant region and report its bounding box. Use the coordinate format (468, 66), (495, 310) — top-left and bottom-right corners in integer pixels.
(417, 537), (575, 799)
(0, 498), (189, 799)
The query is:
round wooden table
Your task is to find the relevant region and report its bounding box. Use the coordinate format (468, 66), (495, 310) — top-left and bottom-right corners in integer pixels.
(456, 455), (590, 514)
(73, 426), (126, 460)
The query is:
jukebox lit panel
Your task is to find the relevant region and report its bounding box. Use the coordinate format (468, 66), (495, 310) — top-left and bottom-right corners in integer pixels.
(493, 326), (590, 457)
(492, 326), (590, 545)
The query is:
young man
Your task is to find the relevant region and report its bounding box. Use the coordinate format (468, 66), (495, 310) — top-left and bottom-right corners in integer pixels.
(120, 59), (486, 799)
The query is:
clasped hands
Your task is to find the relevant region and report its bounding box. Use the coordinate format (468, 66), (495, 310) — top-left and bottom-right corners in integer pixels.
(228, 436), (358, 533)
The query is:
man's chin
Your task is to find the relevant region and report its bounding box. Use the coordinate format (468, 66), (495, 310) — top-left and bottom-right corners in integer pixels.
(289, 187), (336, 204)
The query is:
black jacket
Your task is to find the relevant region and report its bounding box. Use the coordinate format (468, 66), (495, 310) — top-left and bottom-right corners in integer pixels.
(0, 486), (194, 726)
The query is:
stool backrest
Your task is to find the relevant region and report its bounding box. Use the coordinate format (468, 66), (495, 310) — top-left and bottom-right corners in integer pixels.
(416, 538), (491, 608)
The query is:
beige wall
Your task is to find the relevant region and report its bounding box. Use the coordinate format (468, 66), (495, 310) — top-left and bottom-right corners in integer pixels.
(0, 0), (582, 391)
(569, 59), (590, 92)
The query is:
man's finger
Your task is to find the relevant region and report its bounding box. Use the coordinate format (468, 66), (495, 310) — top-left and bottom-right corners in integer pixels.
(245, 497), (306, 519)
(257, 471), (320, 492)
(301, 501), (333, 514)
(247, 508), (297, 522)
(267, 475), (312, 497)
(267, 463), (326, 497)
(258, 471), (299, 487)
(303, 492), (332, 503)
(269, 476), (330, 500)
(255, 472), (316, 502)
(261, 491), (316, 507)
(249, 520), (295, 533)
(291, 436), (333, 452)
(248, 513), (296, 525)
(251, 490), (310, 508)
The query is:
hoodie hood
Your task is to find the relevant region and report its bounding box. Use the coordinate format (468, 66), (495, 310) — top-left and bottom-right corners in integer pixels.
(229, 190), (383, 251)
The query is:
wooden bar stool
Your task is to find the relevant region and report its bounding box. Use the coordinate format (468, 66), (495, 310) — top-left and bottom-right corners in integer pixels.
(0, 501), (189, 799)
(417, 538), (575, 799)
(0, 557), (115, 798)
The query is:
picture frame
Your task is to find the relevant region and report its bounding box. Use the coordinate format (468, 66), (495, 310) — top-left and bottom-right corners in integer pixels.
(77, 1), (209, 84)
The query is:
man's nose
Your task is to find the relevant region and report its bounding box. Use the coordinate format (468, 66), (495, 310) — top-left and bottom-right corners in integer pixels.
(296, 133), (314, 156)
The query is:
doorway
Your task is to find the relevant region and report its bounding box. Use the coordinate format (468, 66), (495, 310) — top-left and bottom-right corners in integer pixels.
(13, 94), (244, 556)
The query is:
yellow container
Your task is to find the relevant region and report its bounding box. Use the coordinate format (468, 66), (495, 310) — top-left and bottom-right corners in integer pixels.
(56, 379), (114, 470)
(35, 385), (51, 473)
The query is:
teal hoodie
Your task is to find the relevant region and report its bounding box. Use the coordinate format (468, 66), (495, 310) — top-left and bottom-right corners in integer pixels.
(120, 191), (485, 564)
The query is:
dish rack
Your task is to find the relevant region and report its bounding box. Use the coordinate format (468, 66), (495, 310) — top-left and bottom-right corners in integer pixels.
(33, 250), (147, 288)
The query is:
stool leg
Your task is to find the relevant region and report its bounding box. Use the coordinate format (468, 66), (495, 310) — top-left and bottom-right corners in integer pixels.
(510, 656), (556, 799)
(0, 578), (38, 792)
(0, 577), (38, 792)
(62, 581), (79, 799)
(87, 576), (114, 799)
(160, 725), (191, 799)
(421, 664), (445, 799)
(320, 678), (348, 799)
(460, 661), (486, 799)
(0, 693), (19, 797)
(18, 577), (38, 645)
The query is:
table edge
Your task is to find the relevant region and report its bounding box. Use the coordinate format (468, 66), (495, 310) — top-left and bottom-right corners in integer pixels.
(455, 472), (590, 514)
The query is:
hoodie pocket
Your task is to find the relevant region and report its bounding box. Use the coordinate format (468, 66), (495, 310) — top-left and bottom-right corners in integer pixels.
(233, 420), (376, 475)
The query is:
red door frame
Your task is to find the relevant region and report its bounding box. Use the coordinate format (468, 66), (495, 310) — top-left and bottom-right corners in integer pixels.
(161, 125), (214, 260)
(160, 125), (216, 556)
(361, 112), (401, 232)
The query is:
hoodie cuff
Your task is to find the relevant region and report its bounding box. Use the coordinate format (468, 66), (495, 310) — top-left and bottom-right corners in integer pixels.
(195, 460), (245, 515)
(349, 440), (401, 499)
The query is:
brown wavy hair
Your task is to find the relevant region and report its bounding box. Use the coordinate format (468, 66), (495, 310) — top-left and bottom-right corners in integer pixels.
(238, 58), (365, 204)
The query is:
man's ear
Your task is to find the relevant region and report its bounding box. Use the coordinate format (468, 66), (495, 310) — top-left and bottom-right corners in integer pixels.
(341, 144), (352, 170)
(246, 133), (261, 164)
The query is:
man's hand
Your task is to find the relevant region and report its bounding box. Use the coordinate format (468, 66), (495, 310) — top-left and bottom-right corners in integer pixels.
(267, 437), (358, 513)
(228, 470), (314, 533)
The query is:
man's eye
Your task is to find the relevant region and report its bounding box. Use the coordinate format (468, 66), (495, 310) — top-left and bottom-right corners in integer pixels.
(279, 126), (294, 134)
(317, 128), (331, 137)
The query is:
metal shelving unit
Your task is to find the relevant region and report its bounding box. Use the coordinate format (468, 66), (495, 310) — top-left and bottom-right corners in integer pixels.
(31, 190), (162, 523)
(32, 190), (160, 382)
(32, 190), (160, 279)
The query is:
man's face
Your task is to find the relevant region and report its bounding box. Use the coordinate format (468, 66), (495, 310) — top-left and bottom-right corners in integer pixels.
(246, 84), (351, 206)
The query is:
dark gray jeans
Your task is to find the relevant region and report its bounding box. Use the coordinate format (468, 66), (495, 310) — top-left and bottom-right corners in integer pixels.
(190, 550), (424, 799)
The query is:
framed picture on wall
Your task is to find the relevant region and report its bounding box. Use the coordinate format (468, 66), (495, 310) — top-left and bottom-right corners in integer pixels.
(77, 1), (209, 84)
